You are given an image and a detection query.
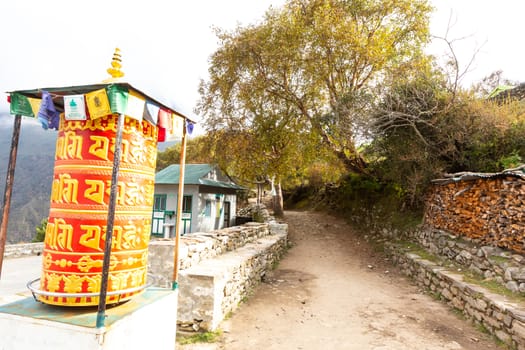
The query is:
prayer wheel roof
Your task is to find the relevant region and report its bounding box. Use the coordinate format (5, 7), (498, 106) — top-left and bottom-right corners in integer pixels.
(7, 82), (193, 122)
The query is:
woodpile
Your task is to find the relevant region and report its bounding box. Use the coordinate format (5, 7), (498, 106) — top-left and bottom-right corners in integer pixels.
(425, 173), (525, 253)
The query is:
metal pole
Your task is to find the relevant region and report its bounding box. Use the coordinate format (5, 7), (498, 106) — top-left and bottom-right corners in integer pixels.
(96, 113), (125, 328)
(0, 114), (22, 279)
(171, 124), (187, 290)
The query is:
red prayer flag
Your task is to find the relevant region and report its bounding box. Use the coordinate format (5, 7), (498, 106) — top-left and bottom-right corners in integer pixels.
(157, 126), (166, 142)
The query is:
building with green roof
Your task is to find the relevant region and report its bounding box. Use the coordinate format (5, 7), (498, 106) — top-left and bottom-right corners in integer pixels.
(152, 164), (245, 236)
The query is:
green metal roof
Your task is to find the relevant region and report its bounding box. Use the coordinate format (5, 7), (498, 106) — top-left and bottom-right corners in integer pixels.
(155, 164), (245, 190)
(487, 85), (515, 99)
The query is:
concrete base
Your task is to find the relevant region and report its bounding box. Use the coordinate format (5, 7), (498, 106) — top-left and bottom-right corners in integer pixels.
(0, 288), (178, 350)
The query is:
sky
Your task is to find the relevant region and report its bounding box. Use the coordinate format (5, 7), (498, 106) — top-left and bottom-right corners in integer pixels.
(0, 0), (523, 134)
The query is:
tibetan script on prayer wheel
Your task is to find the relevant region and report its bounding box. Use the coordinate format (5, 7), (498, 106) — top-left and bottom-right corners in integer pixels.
(38, 114), (157, 306)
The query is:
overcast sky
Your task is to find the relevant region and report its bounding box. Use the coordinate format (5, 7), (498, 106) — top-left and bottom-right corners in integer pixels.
(0, 0), (523, 133)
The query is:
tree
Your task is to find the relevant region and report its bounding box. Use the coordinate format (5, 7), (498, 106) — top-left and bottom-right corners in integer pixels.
(197, 0), (432, 176)
(367, 65), (525, 208)
(33, 218), (47, 243)
(156, 135), (216, 171)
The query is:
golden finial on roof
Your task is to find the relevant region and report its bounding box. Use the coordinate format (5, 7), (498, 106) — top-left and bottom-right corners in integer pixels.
(104, 48), (125, 82)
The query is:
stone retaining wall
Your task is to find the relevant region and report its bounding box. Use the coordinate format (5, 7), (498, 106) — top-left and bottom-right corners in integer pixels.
(3, 242), (43, 258)
(148, 222), (274, 288)
(410, 227), (525, 294)
(386, 246), (525, 349)
(178, 232), (287, 331)
(148, 221), (289, 331)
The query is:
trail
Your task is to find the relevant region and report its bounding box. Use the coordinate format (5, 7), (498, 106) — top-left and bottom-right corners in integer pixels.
(214, 210), (498, 350)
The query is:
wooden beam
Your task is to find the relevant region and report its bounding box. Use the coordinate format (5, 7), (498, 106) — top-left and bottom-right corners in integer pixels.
(96, 113), (125, 328)
(172, 125), (187, 289)
(0, 115), (22, 279)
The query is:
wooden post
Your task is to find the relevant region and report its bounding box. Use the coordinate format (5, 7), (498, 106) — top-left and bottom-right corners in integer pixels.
(0, 114), (22, 279)
(96, 113), (125, 328)
(172, 124), (187, 290)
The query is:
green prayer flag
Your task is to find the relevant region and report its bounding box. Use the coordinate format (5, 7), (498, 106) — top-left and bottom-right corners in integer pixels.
(10, 92), (34, 117)
(106, 84), (129, 114)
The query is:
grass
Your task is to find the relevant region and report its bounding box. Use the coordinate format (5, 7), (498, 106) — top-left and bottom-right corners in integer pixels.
(395, 240), (442, 264)
(399, 241), (525, 303)
(488, 255), (511, 264)
(462, 271), (525, 302)
(177, 330), (223, 345)
(391, 238), (525, 303)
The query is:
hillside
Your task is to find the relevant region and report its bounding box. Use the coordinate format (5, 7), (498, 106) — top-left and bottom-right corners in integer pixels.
(0, 115), (56, 243)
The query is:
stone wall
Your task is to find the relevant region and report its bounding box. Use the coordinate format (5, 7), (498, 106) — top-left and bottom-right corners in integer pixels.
(148, 222), (274, 288)
(177, 232), (287, 331)
(411, 227), (525, 294)
(3, 242), (43, 258)
(386, 247), (525, 349)
(148, 221), (288, 331)
(425, 173), (525, 253)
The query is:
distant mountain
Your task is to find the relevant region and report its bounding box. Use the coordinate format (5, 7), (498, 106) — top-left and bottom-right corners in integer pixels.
(0, 114), (177, 243)
(0, 115), (56, 243)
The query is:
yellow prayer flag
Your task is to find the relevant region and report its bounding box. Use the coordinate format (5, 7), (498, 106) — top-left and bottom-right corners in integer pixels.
(166, 113), (184, 141)
(125, 90), (145, 121)
(28, 98), (41, 117)
(85, 88), (112, 119)
(174, 114), (184, 135)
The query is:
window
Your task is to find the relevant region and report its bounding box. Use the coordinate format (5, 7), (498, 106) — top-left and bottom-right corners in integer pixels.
(182, 195), (192, 213)
(204, 200), (211, 216)
(153, 194), (166, 210)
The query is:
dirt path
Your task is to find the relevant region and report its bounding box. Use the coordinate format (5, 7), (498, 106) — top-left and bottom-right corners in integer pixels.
(183, 210), (501, 349)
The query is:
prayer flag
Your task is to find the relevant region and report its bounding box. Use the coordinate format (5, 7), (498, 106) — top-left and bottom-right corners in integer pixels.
(144, 101), (160, 125)
(186, 120), (194, 135)
(157, 126), (166, 142)
(125, 90), (145, 121)
(9, 92), (35, 117)
(165, 113), (184, 141)
(85, 88), (112, 119)
(64, 95), (87, 120)
(157, 108), (171, 129)
(28, 98), (42, 117)
(107, 84), (128, 114)
(37, 90), (60, 130)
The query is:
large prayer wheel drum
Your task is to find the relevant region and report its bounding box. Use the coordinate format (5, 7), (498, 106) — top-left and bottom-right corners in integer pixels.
(38, 114), (157, 306)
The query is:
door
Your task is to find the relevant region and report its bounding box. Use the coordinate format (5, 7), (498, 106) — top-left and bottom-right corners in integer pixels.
(151, 194), (167, 236)
(181, 195), (192, 234)
(223, 201), (231, 228)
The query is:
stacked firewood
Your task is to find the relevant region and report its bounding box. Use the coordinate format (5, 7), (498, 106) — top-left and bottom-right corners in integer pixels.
(425, 175), (525, 253)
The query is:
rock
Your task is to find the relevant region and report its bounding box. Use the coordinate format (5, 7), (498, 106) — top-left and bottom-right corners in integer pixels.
(480, 246), (496, 258)
(506, 281), (519, 293)
(513, 255), (525, 263)
(505, 267), (519, 281)
(515, 268), (525, 282)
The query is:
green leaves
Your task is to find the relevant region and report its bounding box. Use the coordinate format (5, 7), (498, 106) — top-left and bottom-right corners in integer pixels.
(198, 0), (432, 178)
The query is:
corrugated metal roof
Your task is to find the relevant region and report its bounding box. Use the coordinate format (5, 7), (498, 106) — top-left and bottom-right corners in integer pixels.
(8, 82), (194, 122)
(155, 164), (245, 190)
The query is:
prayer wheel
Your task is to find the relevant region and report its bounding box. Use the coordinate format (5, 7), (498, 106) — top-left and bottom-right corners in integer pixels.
(38, 114), (157, 306)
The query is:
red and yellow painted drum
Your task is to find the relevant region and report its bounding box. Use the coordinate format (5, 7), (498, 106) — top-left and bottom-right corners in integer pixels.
(38, 114), (157, 306)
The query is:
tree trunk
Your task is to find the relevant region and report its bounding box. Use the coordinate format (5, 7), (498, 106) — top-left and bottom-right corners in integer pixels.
(272, 181), (284, 217)
(313, 120), (368, 175)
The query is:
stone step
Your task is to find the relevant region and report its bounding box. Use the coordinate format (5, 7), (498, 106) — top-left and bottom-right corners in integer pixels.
(176, 231), (288, 331)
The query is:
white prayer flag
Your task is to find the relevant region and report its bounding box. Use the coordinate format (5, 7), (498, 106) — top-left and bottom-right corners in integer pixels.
(64, 95), (87, 120)
(125, 91), (145, 121)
